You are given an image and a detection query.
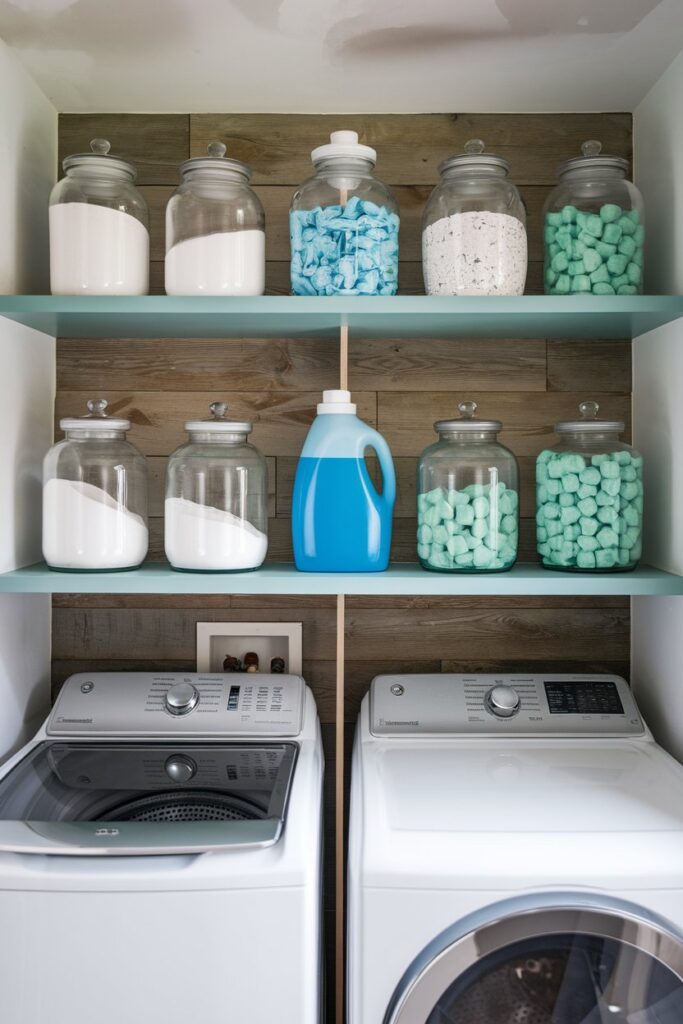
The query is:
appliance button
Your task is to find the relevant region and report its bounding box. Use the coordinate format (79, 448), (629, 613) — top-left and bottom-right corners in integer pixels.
(485, 685), (520, 719)
(80, 681), (94, 693)
(164, 754), (197, 784)
(165, 682), (199, 716)
(390, 684), (405, 696)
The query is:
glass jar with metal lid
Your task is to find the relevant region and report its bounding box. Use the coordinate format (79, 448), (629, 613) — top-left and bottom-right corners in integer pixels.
(49, 139), (149, 295)
(290, 130), (399, 296)
(422, 139), (527, 296)
(165, 402), (268, 572)
(417, 401), (519, 573)
(165, 141), (265, 296)
(536, 401), (643, 571)
(42, 399), (149, 571)
(543, 140), (644, 296)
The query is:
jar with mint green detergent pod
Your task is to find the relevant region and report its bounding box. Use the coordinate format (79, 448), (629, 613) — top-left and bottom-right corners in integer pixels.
(543, 140), (644, 296)
(536, 401), (643, 572)
(292, 390), (396, 572)
(417, 402), (519, 573)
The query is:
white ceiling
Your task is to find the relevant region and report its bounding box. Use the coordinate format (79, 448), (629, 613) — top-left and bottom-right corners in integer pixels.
(2, 0), (683, 113)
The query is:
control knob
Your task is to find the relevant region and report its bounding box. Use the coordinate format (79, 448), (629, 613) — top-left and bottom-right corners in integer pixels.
(485, 685), (520, 719)
(164, 754), (196, 784)
(165, 682), (199, 716)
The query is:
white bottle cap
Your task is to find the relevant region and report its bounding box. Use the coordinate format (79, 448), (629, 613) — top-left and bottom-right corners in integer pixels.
(311, 130), (377, 167)
(317, 389), (357, 414)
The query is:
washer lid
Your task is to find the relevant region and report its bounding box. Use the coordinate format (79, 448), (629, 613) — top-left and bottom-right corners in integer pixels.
(0, 739), (298, 856)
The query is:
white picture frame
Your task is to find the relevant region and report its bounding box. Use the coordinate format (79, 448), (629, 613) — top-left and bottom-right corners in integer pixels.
(196, 622), (303, 675)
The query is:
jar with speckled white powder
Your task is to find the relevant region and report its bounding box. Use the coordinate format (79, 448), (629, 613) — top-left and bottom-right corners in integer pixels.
(422, 139), (528, 296)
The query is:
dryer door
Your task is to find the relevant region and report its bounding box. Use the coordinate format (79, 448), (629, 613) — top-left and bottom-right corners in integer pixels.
(384, 894), (683, 1024)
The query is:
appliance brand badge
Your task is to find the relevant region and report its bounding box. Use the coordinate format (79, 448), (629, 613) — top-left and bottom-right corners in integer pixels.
(94, 828), (119, 837)
(56, 717), (93, 724)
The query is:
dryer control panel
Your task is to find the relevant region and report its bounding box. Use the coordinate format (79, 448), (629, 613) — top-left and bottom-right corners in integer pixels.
(48, 673), (305, 737)
(371, 674), (644, 736)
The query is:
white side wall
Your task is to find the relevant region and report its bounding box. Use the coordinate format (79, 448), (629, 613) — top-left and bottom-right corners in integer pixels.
(0, 42), (56, 756)
(632, 49), (683, 756)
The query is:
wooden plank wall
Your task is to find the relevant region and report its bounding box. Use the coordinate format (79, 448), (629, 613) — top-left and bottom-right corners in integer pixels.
(56, 113), (632, 1023)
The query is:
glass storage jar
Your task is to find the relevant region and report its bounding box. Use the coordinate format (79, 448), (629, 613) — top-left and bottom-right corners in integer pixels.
(417, 401), (519, 572)
(543, 140), (645, 296)
(165, 141), (265, 296)
(165, 402), (268, 572)
(536, 401), (643, 571)
(43, 399), (149, 571)
(49, 139), (149, 295)
(290, 130), (399, 296)
(422, 139), (527, 296)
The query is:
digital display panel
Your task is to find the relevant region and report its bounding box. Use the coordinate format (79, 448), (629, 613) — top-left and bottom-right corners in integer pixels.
(227, 685), (241, 710)
(544, 681), (624, 715)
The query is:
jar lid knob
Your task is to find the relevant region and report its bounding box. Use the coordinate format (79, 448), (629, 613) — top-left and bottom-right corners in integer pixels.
(90, 139), (111, 156)
(209, 401), (229, 420)
(464, 139), (485, 155)
(458, 400), (478, 420)
(207, 141), (227, 159)
(579, 400), (600, 420)
(581, 140), (602, 158)
(86, 398), (109, 418)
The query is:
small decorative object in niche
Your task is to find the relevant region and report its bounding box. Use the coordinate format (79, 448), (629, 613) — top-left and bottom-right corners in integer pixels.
(196, 622), (303, 675)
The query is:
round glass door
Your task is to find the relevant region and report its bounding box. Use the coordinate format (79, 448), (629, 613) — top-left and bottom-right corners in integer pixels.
(385, 897), (683, 1024)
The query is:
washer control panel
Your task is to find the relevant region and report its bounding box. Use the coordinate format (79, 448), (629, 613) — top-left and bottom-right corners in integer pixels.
(371, 674), (644, 736)
(48, 673), (305, 737)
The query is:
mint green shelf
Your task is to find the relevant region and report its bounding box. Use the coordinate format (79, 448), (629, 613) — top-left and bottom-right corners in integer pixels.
(1, 562), (681, 596)
(0, 295), (681, 339)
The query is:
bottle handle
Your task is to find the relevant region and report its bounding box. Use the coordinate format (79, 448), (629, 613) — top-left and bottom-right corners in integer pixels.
(359, 428), (396, 510)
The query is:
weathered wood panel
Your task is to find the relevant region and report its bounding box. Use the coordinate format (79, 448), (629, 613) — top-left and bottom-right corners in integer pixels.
(57, 337), (546, 394)
(190, 113), (632, 186)
(379, 391), (632, 456)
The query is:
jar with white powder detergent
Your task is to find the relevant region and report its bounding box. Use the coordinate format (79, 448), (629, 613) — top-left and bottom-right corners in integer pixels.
(43, 400), (149, 571)
(49, 139), (149, 295)
(165, 142), (265, 295)
(165, 403), (268, 572)
(422, 139), (527, 296)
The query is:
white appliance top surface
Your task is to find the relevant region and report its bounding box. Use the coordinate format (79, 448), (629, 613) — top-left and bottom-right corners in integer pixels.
(48, 672), (306, 739)
(362, 675), (683, 834)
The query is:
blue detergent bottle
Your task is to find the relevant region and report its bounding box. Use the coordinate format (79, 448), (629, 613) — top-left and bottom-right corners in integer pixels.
(292, 390), (396, 572)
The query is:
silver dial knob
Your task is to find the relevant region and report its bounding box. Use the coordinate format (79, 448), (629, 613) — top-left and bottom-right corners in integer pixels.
(485, 685), (520, 719)
(164, 754), (196, 784)
(165, 682), (199, 716)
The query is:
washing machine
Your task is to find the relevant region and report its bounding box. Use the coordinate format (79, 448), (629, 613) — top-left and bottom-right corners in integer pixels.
(348, 673), (683, 1024)
(0, 671), (323, 1024)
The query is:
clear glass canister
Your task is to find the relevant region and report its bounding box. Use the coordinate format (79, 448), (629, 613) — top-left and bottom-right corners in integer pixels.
(536, 402), (643, 571)
(43, 399), (149, 571)
(422, 139), (527, 296)
(165, 402), (268, 572)
(543, 140), (644, 296)
(417, 401), (519, 572)
(290, 130), (399, 296)
(49, 139), (149, 295)
(165, 141), (265, 296)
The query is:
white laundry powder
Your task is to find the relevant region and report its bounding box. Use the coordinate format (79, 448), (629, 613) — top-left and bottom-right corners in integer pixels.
(165, 230), (266, 295)
(49, 202), (149, 295)
(165, 497), (268, 571)
(422, 211), (527, 296)
(43, 479), (149, 570)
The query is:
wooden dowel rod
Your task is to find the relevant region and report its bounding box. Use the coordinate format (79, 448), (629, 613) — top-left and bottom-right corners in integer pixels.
(339, 323), (349, 391)
(335, 593), (345, 1024)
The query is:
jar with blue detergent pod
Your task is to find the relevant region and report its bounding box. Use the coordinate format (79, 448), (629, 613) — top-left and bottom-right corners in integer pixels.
(536, 402), (643, 572)
(417, 402), (519, 573)
(543, 140), (644, 296)
(289, 130), (399, 296)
